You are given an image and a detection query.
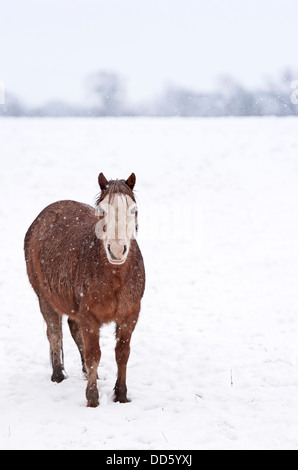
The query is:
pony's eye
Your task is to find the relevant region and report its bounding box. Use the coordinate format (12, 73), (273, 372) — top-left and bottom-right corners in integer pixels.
(130, 207), (137, 215)
(98, 207), (105, 216)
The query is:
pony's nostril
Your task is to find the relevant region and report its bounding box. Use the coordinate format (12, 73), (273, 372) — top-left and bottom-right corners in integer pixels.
(123, 245), (127, 256)
(107, 244), (117, 261)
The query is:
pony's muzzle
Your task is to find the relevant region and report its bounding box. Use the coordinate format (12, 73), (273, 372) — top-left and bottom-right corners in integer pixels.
(107, 241), (128, 264)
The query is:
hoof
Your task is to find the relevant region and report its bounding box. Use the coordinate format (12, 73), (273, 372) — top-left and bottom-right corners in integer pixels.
(114, 382), (129, 403)
(114, 394), (130, 403)
(51, 368), (67, 383)
(87, 398), (99, 408)
(86, 382), (99, 408)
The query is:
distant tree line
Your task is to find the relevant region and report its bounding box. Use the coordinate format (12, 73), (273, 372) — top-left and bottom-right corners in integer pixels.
(1, 69), (298, 117)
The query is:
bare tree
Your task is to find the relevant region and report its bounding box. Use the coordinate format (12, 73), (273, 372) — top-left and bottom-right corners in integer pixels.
(88, 71), (125, 116)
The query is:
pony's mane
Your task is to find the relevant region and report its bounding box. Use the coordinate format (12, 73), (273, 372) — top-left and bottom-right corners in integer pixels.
(96, 179), (136, 206)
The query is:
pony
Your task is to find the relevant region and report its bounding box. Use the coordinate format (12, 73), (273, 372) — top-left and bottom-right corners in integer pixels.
(24, 172), (145, 407)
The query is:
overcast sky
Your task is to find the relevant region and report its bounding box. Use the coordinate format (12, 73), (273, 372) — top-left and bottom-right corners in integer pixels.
(1, 0), (297, 106)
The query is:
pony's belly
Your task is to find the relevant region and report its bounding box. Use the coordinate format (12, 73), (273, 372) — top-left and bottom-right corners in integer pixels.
(42, 289), (77, 318)
(91, 296), (119, 323)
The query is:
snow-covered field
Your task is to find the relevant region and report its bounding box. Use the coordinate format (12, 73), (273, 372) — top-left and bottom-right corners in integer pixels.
(1, 117), (298, 450)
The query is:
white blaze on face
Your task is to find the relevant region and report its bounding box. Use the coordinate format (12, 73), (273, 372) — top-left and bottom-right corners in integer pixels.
(95, 194), (137, 265)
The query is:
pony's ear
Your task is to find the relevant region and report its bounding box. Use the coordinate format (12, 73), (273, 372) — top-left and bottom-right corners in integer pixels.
(125, 173), (136, 190)
(98, 172), (108, 191)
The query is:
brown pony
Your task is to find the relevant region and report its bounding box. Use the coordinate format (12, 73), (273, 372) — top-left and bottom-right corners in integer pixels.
(24, 173), (145, 407)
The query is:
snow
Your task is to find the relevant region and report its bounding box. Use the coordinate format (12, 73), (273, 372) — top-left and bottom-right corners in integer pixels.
(1, 116), (298, 450)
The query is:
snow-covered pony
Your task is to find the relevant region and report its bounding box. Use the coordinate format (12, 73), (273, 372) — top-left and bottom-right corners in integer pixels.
(24, 173), (145, 407)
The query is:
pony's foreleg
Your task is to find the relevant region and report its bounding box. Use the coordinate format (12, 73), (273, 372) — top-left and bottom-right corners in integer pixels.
(39, 298), (66, 383)
(114, 313), (138, 403)
(80, 315), (101, 407)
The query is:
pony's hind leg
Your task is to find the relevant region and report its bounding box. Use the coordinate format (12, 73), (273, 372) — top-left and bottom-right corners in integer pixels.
(39, 298), (66, 383)
(79, 314), (101, 407)
(68, 318), (87, 376)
